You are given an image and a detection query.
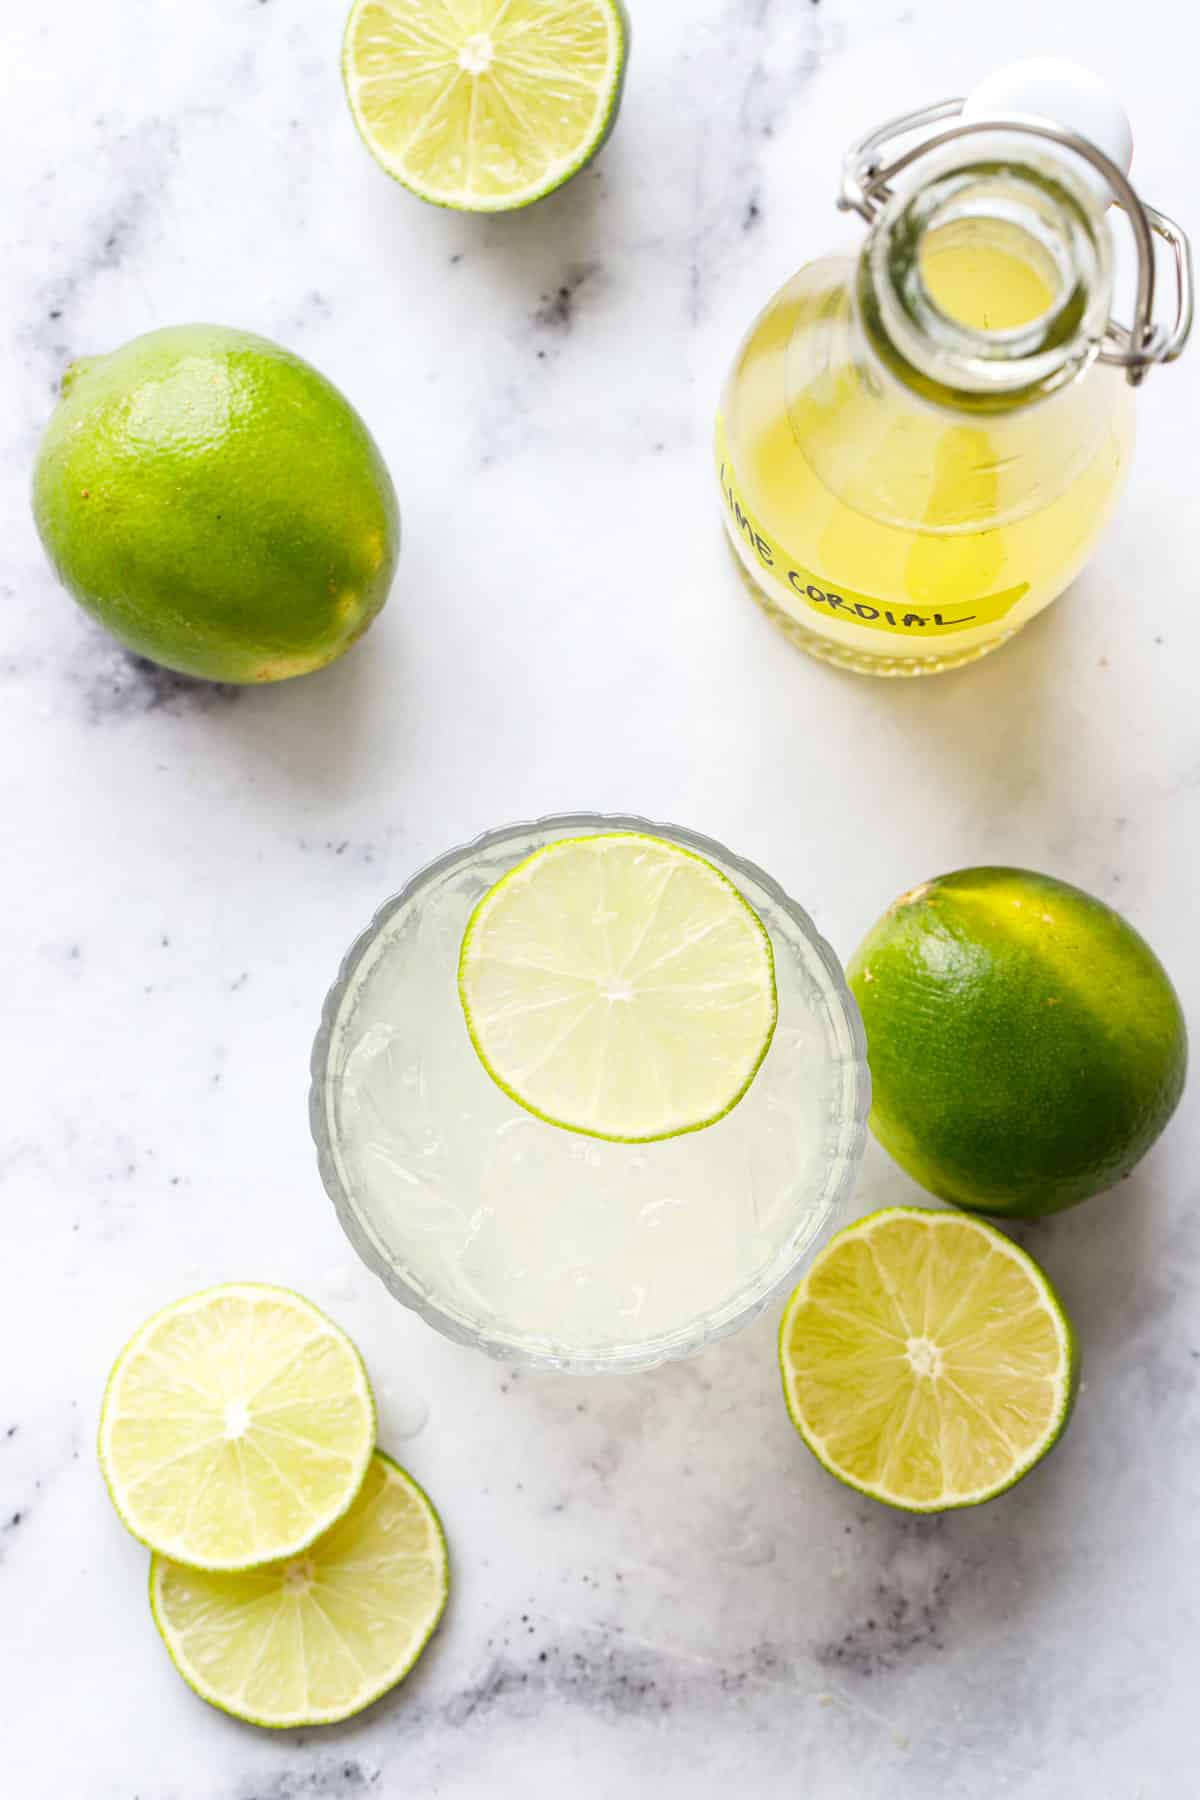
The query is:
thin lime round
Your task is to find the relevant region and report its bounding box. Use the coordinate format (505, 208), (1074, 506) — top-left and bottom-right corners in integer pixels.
(458, 832), (778, 1143)
(150, 1450), (448, 1728)
(848, 867), (1186, 1217)
(342, 0), (629, 212)
(33, 325), (399, 683)
(780, 1207), (1078, 1512)
(99, 1284), (376, 1571)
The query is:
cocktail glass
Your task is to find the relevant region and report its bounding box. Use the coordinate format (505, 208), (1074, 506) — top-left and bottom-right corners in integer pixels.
(310, 813), (869, 1373)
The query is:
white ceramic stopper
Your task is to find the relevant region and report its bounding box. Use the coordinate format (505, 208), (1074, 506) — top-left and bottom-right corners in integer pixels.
(962, 58), (1133, 199)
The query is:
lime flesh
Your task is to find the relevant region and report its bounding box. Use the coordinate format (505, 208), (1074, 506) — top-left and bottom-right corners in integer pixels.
(98, 1284), (376, 1570)
(150, 1451), (448, 1727)
(343, 0), (629, 211)
(780, 1207), (1078, 1512)
(458, 832), (778, 1142)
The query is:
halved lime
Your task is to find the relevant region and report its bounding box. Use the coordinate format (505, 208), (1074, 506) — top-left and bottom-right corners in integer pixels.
(99, 1285), (375, 1570)
(342, 0), (629, 212)
(458, 832), (778, 1143)
(779, 1208), (1078, 1512)
(150, 1451), (449, 1728)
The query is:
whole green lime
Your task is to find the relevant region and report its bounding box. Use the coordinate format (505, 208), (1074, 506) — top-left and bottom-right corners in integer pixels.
(32, 325), (399, 683)
(847, 868), (1186, 1217)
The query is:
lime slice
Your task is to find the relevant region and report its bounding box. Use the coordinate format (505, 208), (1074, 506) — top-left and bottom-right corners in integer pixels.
(99, 1284), (375, 1570)
(150, 1451), (448, 1728)
(779, 1208), (1078, 1512)
(342, 0), (629, 212)
(458, 831), (778, 1143)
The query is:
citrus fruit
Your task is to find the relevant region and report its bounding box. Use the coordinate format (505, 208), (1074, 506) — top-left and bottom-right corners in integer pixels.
(150, 1450), (448, 1727)
(458, 832), (778, 1142)
(342, 0), (628, 212)
(33, 325), (399, 683)
(98, 1284), (375, 1570)
(848, 867), (1186, 1217)
(779, 1207), (1078, 1512)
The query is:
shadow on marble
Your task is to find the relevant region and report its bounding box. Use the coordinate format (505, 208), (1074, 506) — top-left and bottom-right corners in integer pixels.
(810, 573), (1091, 802)
(212, 631), (405, 800)
(1011, 1148), (1184, 1353)
(357, 155), (619, 308)
(64, 610), (409, 805)
(713, 553), (1119, 870)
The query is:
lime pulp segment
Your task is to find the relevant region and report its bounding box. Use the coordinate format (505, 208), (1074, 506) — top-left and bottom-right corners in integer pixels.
(342, 0), (628, 211)
(779, 1208), (1077, 1512)
(98, 1284), (376, 1570)
(150, 1451), (449, 1727)
(458, 832), (779, 1143)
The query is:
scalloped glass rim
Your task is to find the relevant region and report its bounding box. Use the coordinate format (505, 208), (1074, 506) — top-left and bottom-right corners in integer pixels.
(309, 813), (870, 1375)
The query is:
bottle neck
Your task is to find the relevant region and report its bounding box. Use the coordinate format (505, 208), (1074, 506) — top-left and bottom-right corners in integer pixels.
(856, 147), (1114, 413)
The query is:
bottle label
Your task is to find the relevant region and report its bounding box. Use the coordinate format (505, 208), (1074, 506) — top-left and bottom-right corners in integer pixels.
(715, 419), (1029, 639)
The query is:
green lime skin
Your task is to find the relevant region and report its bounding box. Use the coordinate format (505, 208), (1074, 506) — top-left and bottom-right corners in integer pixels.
(847, 868), (1187, 1218)
(32, 325), (399, 683)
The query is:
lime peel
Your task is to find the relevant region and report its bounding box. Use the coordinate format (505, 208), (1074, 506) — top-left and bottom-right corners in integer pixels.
(848, 866), (1186, 1217)
(33, 325), (398, 685)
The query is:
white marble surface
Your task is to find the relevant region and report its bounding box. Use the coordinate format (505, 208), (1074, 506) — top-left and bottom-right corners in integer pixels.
(3, 1), (1199, 1794)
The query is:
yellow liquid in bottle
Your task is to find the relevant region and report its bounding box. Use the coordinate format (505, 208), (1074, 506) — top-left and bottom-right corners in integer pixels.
(920, 233), (1057, 330)
(717, 229), (1135, 675)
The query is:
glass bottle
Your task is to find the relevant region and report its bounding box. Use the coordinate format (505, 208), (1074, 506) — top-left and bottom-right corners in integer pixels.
(716, 101), (1193, 677)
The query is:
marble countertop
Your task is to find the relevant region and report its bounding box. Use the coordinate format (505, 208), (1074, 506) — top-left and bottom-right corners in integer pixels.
(4, 1), (1199, 1794)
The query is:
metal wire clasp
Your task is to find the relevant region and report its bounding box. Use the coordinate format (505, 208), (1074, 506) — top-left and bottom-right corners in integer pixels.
(838, 98), (1194, 386)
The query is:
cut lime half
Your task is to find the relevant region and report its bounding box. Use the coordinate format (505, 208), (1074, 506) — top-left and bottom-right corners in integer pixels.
(779, 1208), (1078, 1512)
(99, 1284), (375, 1570)
(342, 0), (628, 211)
(459, 832), (778, 1143)
(150, 1451), (449, 1728)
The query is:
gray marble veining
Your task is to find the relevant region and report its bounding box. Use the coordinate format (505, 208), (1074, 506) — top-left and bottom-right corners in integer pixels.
(3, 2), (1199, 1796)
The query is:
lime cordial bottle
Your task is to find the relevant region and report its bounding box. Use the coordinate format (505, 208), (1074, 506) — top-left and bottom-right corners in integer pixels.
(716, 59), (1194, 677)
